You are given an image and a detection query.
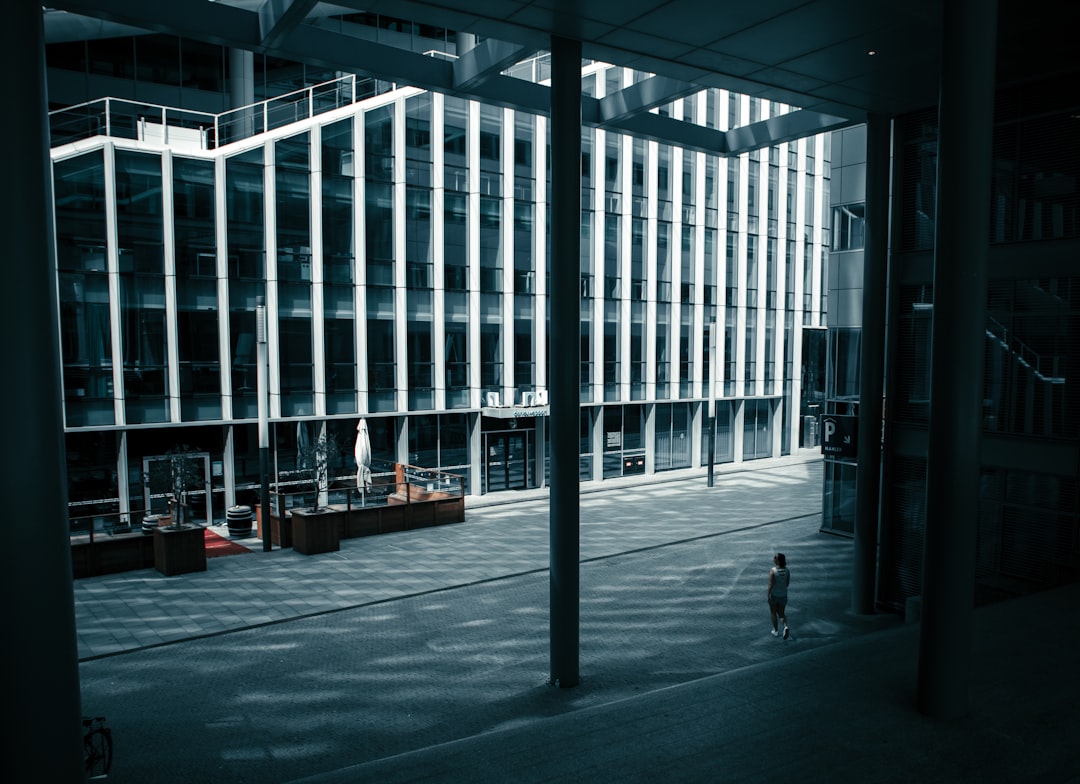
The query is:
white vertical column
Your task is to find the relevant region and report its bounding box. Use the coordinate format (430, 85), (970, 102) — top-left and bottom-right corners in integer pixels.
(809, 134), (824, 328)
(432, 92), (447, 411)
(669, 102), (684, 399)
(468, 410), (482, 495)
(264, 142), (281, 418)
(354, 112), (369, 413)
(116, 430), (130, 521)
(161, 150), (182, 422)
(735, 147), (749, 401)
(592, 127), (606, 403)
(502, 106), (515, 405)
(619, 117), (632, 399)
(310, 126), (327, 417)
(777, 141), (795, 450)
(393, 97), (408, 412)
(794, 135), (807, 322)
(103, 142), (125, 424)
(645, 138), (658, 402)
(755, 146), (768, 399)
(215, 155), (233, 421)
(716, 91), (730, 396)
(693, 107), (707, 401)
(534, 112), (548, 393)
(468, 100), (482, 408)
(222, 424), (236, 508)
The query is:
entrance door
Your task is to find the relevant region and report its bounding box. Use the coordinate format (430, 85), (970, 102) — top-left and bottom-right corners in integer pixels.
(484, 430), (532, 492)
(143, 452), (212, 525)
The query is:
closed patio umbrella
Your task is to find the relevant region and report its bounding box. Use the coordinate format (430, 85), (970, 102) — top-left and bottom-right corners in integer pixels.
(355, 419), (372, 502)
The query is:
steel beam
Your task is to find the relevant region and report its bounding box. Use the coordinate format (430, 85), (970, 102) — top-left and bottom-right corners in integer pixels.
(725, 109), (853, 155)
(47, 0), (851, 158)
(258, 0), (319, 48)
(453, 38), (537, 91)
(599, 74), (699, 124)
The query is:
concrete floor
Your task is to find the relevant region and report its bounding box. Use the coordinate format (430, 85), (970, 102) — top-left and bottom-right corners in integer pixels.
(73, 454), (1079, 783)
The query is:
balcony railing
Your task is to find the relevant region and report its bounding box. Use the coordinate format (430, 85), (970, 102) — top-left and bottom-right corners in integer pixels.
(49, 74), (388, 150)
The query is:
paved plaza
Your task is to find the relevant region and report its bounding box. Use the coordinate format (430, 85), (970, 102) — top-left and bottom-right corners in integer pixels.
(73, 454), (1079, 783)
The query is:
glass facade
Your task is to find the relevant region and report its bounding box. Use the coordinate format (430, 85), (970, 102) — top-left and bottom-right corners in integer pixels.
(51, 62), (830, 517)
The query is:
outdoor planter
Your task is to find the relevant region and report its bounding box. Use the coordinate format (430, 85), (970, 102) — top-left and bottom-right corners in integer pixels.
(344, 505), (381, 538)
(71, 531), (156, 578)
(291, 507), (342, 555)
(153, 524), (207, 576)
(257, 505), (292, 548)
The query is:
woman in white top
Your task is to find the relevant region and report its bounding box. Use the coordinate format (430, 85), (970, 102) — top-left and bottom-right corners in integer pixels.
(768, 552), (791, 639)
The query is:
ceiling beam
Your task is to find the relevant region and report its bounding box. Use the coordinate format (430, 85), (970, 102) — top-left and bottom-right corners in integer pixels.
(453, 38), (537, 92)
(724, 109), (854, 155)
(47, 0), (260, 48)
(44, 0), (841, 157)
(258, 0), (319, 49)
(599, 75), (701, 124)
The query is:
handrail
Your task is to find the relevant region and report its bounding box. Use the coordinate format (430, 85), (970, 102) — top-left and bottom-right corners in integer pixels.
(49, 73), (378, 151)
(986, 314), (1065, 384)
(269, 462), (463, 512)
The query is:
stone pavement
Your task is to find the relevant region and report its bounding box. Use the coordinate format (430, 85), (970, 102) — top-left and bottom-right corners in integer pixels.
(73, 453), (1079, 783)
(73, 452), (829, 660)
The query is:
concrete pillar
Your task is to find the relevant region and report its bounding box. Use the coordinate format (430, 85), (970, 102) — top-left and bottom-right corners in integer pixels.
(229, 48), (256, 140)
(535, 415), (547, 488)
(549, 35), (582, 689)
(852, 114), (891, 614)
(455, 32), (477, 56)
(0, 5), (85, 781)
(229, 48), (255, 108)
(917, 0), (998, 719)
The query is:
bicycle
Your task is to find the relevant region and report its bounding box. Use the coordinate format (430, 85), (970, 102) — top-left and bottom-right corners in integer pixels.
(83, 715), (113, 780)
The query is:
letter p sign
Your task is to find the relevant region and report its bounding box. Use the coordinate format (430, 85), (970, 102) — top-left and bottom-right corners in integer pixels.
(821, 415), (857, 459)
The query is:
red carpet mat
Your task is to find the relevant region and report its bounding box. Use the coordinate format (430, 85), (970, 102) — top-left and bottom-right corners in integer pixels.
(204, 528), (253, 558)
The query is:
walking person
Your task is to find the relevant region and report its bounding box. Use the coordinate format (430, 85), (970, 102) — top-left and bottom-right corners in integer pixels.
(768, 553), (791, 639)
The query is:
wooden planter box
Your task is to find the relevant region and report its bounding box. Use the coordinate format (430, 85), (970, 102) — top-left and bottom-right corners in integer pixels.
(379, 503), (408, 533)
(153, 525), (207, 576)
(291, 508), (342, 555)
(71, 531), (156, 578)
(256, 505), (293, 548)
(344, 505), (382, 538)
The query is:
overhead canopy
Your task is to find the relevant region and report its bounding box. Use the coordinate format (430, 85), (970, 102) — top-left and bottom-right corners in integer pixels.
(42, 1), (1080, 148)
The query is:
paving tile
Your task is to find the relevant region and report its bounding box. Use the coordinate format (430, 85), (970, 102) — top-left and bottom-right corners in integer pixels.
(77, 453), (1071, 784)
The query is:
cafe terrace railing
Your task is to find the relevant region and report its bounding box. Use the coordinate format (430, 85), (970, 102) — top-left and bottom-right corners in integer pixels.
(261, 463), (465, 547)
(49, 73), (390, 150)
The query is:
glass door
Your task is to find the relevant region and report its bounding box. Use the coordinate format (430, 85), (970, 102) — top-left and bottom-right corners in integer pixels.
(484, 429), (533, 493)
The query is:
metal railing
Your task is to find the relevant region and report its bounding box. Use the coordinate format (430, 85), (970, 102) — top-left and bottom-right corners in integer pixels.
(49, 74), (387, 150)
(986, 315), (1066, 384)
(269, 461), (463, 514)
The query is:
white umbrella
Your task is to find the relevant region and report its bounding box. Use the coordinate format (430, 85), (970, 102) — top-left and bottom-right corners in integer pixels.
(354, 419), (372, 501)
(296, 420), (311, 464)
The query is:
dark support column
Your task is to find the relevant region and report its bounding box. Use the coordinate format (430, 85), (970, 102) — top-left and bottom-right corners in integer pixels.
(917, 0), (998, 719)
(0, 5), (85, 781)
(852, 114), (891, 614)
(549, 35), (582, 688)
(228, 49), (255, 139)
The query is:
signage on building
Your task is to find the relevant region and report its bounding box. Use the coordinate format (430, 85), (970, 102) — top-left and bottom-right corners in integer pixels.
(821, 415), (858, 460)
(481, 389), (550, 419)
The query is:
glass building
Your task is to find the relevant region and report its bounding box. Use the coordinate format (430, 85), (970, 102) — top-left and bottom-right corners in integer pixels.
(48, 35), (830, 526)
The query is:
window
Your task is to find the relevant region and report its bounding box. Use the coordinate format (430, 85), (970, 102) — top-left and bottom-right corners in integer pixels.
(832, 203), (866, 251)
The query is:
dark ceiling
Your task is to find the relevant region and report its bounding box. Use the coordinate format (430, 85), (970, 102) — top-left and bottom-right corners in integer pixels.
(45, 0), (1080, 125)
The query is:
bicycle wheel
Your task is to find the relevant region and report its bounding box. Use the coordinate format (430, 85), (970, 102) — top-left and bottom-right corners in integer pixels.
(84, 726), (113, 778)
